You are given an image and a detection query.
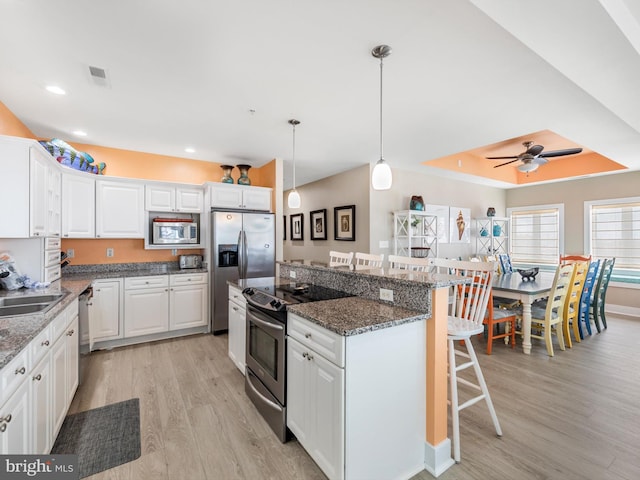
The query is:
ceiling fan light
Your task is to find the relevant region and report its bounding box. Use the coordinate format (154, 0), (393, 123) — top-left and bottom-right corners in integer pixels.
(372, 158), (393, 190)
(517, 162), (539, 173)
(288, 189), (301, 209)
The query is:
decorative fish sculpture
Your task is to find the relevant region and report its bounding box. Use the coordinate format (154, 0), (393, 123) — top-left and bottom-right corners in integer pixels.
(39, 138), (106, 174)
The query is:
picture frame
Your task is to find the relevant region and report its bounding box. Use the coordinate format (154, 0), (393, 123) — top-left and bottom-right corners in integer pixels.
(334, 205), (356, 241)
(283, 215), (286, 240)
(424, 204), (450, 243)
(310, 209), (327, 240)
(290, 213), (304, 241)
(449, 206), (471, 243)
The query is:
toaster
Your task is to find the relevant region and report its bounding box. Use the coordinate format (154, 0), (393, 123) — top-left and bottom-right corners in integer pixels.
(179, 254), (203, 269)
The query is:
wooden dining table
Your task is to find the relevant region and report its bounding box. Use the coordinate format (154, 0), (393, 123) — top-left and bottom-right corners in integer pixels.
(492, 271), (556, 354)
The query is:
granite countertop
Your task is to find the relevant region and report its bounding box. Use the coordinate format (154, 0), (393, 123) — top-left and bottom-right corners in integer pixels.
(0, 277), (92, 370)
(287, 297), (427, 336)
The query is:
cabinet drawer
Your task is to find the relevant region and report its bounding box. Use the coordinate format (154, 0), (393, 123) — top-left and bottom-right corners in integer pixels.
(45, 237), (61, 250)
(30, 325), (52, 367)
(45, 250), (60, 266)
(51, 301), (78, 341)
(288, 313), (345, 368)
(0, 348), (30, 405)
(125, 275), (169, 289)
(44, 264), (61, 283)
(170, 273), (207, 286)
(228, 285), (245, 305)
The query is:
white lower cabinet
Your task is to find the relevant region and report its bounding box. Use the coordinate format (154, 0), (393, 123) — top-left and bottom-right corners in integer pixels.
(227, 285), (246, 374)
(169, 273), (208, 330)
(90, 279), (123, 342)
(287, 313), (427, 480)
(0, 300), (79, 454)
(124, 276), (170, 337)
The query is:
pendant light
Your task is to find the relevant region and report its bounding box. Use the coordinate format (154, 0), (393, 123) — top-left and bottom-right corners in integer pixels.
(287, 119), (301, 208)
(371, 44), (393, 190)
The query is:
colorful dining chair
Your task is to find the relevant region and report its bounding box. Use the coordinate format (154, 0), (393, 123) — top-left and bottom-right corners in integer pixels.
(577, 259), (600, 338)
(560, 254), (591, 265)
(591, 258), (615, 332)
(483, 290), (518, 355)
(529, 263), (574, 356)
(562, 260), (589, 347)
(498, 254), (514, 274)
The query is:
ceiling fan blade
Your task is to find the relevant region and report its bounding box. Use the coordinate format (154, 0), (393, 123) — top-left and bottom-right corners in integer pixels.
(486, 155), (518, 160)
(526, 144), (544, 156)
(493, 158), (520, 168)
(539, 147), (583, 158)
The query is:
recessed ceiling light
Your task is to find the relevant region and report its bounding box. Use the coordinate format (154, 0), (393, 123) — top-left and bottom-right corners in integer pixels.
(73, 130), (87, 137)
(45, 85), (66, 95)
(185, 147), (195, 153)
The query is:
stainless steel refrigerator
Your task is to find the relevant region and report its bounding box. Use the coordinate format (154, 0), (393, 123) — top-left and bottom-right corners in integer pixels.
(210, 210), (275, 333)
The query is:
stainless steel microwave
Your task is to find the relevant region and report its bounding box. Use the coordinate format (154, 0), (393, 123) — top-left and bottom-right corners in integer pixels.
(152, 219), (198, 244)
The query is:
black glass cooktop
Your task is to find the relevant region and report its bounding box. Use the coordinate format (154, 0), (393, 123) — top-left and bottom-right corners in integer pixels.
(243, 283), (353, 312)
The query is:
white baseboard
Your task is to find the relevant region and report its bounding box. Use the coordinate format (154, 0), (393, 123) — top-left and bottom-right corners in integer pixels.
(606, 304), (640, 319)
(424, 439), (455, 477)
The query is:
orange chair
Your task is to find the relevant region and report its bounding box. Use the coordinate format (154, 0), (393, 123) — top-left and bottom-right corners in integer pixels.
(483, 291), (518, 355)
(560, 254), (591, 265)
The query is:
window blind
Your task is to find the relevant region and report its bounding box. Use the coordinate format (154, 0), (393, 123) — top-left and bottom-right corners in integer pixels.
(590, 201), (640, 270)
(510, 208), (559, 265)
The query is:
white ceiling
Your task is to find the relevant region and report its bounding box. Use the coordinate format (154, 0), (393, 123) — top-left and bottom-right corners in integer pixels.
(1, 0), (640, 190)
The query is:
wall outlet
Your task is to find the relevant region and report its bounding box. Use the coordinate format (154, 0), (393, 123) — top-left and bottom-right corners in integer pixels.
(67, 249), (74, 258)
(106, 248), (114, 258)
(289, 270), (297, 279)
(172, 249), (177, 256)
(380, 288), (394, 302)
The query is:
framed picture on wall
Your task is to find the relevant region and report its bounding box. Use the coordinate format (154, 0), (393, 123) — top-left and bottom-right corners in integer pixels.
(424, 204), (450, 243)
(283, 215), (286, 240)
(310, 209), (327, 240)
(334, 205), (356, 241)
(290, 213), (304, 241)
(449, 206), (471, 243)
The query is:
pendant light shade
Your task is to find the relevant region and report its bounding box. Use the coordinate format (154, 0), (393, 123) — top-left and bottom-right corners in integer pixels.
(371, 44), (393, 191)
(287, 119), (301, 209)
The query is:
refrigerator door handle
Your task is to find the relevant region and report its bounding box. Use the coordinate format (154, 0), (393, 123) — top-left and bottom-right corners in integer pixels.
(237, 230), (243, 278)
(242, 231), (249, 277)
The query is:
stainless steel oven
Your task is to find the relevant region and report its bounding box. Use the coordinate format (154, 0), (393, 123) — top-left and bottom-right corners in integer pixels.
(243, 283), (353, 443)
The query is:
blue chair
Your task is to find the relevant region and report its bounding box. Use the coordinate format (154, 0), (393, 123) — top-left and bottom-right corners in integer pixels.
(498, 254), (514, 274)
(577, 259), (600, 338)
(591, 258), (615, 332)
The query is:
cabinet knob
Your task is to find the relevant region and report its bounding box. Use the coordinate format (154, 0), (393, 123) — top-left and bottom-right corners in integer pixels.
(67, 329), (75, 336)
(233, 307), (238, 311)
(304, 333), (311, 339)
(0, 414), (11, 423)
(307, 354), (313, 361)
(0, 424), (6, 432)
(41, 340), (50, 347)
(15, 367), (26, 375)
(33, 374), (42, 381)
(302, 352), (308, 358)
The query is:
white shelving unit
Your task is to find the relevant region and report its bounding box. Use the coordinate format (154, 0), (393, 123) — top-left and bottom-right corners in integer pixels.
(475, 216), (509, 256)
(393, 210), (438, 258)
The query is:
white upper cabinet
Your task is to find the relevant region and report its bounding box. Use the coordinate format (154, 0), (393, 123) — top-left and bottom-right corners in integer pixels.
(209, 183), (271, 211)
(62, 171), (95, 238)
(145, 184), (203, 212)
(96, 179), (145, 238)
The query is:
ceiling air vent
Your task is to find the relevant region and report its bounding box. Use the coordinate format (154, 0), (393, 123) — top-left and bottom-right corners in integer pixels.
(87, 65), (110, 87)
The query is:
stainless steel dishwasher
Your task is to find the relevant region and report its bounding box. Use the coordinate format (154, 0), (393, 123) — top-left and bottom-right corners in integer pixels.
(77, 286), (93, 385)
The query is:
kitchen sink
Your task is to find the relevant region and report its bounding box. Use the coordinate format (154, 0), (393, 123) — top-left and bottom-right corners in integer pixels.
(0, 293), (65, 317)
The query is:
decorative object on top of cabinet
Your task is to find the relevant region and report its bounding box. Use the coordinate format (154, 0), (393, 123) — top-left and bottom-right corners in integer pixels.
(290, 213), (304, 241)
(450, 207), (470, 243)
(475, 217), (509, 255)
(236, 164), (251, 185)
(208, 183), (272, 211)
(39, 138), (106, 174)
(487, 207), (496, 217)
(220, 165), (235, 184)
(393, 210), (438, 258)
(334, 205), (356, 241)
(409, 195), (425, 211)
(310, 209), (327, 240)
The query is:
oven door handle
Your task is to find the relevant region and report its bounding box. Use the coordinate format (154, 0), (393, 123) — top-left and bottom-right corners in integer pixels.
(247, 310), (284, 332)
(246, 372), (284, 412)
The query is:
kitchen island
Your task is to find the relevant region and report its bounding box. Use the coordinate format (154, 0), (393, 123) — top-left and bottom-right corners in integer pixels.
(277, 261), (467, 478)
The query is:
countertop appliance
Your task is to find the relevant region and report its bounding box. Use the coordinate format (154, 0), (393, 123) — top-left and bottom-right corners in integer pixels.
(179, 254), (203, 269)
(211, 210), (275, 333)
(243, 283), (353, 442)
(152, 218), (198, 245)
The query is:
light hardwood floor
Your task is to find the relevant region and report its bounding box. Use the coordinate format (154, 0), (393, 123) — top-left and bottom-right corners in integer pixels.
(70, 315), (640, 480)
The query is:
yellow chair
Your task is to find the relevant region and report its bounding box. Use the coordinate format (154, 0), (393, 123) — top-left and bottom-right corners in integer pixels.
(530, 264), (574, 356)
(562, 260), (589, 347)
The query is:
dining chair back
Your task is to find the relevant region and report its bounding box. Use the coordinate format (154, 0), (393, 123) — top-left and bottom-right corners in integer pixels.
(484, 290), (518, 355)
(530, 263), (574, 356)
(353, 252), (384, 270)
(431, 258), (502, 463)
(578, 259), (600, 337)
(591, 257), (615, 332)
(560, 254), (591, 265)
(562, 260), (590, 347)
(328, 250), (353, 268)
(387, 255), (433, 272)
(498, 254), (514, 274)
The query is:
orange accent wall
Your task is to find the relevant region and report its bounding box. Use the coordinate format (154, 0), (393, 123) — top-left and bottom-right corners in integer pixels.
(0, 101), (36, 138)
(0, 101), (276, 265)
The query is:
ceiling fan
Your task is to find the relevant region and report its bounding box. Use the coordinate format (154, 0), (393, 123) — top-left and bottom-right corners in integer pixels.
(487, 141), (583, 173)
